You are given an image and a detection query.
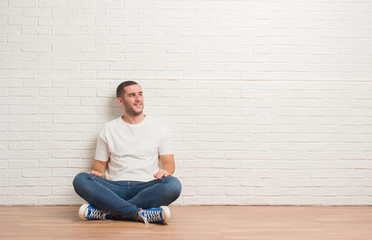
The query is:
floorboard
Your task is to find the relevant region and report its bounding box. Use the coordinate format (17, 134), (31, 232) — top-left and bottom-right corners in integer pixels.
(0, 206), (371, 240)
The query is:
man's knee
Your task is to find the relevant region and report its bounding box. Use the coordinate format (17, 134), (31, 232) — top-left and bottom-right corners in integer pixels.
(72, 172), (90, 190)
(163, 176), (182, 198)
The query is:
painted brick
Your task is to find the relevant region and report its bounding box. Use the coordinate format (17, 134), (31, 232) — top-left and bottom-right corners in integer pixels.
(23, 187), (51, 196)
(23, 169), (52, 178)
(8, 196), (37, 205)
(1, 0), (372, 206)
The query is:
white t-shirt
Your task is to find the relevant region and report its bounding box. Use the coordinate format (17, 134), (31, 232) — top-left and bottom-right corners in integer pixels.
(94, 116), (173, 182)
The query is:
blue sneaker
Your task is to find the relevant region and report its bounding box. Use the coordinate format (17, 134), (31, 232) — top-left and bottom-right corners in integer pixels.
(139, 206), (171, 224)
(78, 203), (112, 220)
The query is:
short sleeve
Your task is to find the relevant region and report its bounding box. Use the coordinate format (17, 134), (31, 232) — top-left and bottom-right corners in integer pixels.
(95, 131), (110, 162)
(158, 126), (174, 156)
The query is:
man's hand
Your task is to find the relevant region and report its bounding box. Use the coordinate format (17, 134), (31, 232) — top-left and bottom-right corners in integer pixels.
(89, 160), (107, 178)
(89, 170), (104, 178)
(153, 169), (172, 180)
(156, 154), (175, 180)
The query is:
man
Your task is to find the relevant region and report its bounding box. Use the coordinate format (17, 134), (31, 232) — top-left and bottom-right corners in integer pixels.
(73, 81), (182, 224)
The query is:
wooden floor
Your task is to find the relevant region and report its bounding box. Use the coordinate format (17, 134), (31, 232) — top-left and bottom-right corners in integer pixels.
(0, 206), (371, 240)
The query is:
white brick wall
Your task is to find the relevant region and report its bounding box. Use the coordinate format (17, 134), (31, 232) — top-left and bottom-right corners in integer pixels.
(1, 0), (372, 206)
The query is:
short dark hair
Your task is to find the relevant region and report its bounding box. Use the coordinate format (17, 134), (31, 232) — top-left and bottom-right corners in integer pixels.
(116, 81), (139, 98)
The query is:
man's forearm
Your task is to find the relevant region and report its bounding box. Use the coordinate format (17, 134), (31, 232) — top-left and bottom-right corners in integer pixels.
(154, 154), (175, 179)
(90, 160), (107, 177)
(159, 154), (175, 174)
(161, 161), (175, 174)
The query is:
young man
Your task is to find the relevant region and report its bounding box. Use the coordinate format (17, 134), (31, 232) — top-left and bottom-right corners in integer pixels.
(73, 81), (182, 224)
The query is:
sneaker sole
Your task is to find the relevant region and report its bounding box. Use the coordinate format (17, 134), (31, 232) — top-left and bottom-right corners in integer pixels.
(160, 206), (171, 224)
(78, 203), (90, 220)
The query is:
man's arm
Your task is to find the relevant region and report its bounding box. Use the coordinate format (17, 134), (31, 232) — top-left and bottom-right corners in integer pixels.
(153, 154), (175, 180)
(89, 160), (108, 178)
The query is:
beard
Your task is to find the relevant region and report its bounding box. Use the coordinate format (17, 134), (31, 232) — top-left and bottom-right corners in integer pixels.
(123, 100), (144, 116)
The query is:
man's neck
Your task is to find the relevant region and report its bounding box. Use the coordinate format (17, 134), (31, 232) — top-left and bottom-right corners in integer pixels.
(121, 113), (146, 124)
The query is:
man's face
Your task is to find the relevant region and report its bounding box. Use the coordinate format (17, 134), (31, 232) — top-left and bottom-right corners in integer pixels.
(119, 84), (144, 116)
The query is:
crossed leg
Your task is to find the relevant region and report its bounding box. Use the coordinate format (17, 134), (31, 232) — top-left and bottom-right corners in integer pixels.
(73, 172), (182, 220)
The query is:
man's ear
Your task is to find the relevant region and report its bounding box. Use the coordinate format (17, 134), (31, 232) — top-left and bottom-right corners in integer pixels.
(117, 97), (124, 106)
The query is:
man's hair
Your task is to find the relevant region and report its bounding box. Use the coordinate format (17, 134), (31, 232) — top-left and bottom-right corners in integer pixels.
(116, 81), (139, 98)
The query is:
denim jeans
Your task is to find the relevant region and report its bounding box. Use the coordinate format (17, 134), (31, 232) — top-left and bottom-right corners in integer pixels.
(73, 172), (182, 220)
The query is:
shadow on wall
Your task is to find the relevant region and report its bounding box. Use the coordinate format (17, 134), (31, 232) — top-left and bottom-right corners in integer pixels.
(109, 98), (122, 119)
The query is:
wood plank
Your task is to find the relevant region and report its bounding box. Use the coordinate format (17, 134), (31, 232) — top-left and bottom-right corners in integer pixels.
(0, 206), (371, 240)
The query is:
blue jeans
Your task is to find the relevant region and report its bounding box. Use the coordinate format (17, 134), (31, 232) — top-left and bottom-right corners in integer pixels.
(73, 172), (182, 220)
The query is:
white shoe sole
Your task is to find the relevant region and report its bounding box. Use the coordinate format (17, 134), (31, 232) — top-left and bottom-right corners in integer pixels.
(160, 206), (171, 224)
(78, 203), (90, 220)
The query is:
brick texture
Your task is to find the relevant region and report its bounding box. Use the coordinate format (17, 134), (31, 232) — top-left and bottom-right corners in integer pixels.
(1, 0), (372, 205)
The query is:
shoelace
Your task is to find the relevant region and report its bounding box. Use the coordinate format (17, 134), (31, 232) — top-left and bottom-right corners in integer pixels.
(88, 208), (108, 220)
(141, 209), (162, 224)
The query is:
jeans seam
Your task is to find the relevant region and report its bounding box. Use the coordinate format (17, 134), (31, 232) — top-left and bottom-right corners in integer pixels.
(92, 176), (126, 189)
(130, 177), (169, 189)
(131, 181), (157, 189)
